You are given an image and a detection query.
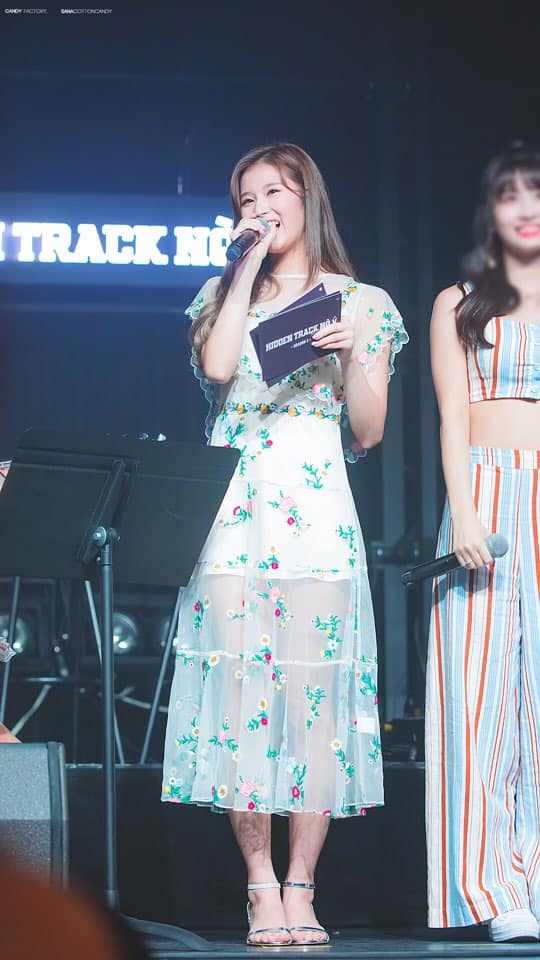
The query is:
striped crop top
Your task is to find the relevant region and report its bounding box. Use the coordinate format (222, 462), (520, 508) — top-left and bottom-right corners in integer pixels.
(462, 284), (540, 403)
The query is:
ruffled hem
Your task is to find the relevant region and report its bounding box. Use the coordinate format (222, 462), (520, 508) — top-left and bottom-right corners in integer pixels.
(161, 793), (383, 819)
(200, 563), (369, 580)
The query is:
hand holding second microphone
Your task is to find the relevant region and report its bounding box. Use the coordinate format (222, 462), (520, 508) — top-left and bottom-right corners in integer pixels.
(401, 531), (508, 586)
(451, 514), (495, 569)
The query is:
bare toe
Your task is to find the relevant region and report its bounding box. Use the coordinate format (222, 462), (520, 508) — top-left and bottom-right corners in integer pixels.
(247, 885), (291, 946)
(282, 884), (328, 944)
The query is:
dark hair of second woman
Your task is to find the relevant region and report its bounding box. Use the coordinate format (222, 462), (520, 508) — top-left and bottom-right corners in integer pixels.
(456, 143), (540, 348)
(190, 142), (356, 358)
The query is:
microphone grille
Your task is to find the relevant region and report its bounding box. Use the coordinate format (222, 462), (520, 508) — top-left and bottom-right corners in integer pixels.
(486, 533), (508, 558)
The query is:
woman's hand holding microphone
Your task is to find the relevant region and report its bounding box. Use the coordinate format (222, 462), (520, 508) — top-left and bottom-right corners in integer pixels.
(451, 511), (494, 569)
(227, 217), (277, 282)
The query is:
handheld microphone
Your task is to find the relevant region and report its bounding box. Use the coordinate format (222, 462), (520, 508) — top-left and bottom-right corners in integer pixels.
(400, 533), (508, 586)
(225, 218), (270, 262)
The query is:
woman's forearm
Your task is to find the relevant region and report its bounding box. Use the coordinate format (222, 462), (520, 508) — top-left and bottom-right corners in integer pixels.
(439, 414), (476, 521)
(200, 270), (258, 383)
(342, 359), (387, 450)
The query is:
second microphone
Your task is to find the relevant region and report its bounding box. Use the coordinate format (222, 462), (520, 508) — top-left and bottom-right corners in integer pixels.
(400, 533), (509, 586)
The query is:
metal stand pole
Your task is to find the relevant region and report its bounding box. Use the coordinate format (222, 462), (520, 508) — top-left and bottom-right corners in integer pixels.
(95, 527), (119, 911)
(84, 580), (125, 764)
(0, 576), (21, 724)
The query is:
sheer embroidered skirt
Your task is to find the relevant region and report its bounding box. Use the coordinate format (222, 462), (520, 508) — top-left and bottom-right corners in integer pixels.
(162, 412), (383, 817)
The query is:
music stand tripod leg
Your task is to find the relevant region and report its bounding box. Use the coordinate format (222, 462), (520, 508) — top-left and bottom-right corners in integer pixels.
(0, 575), (21, 725)
(139, 586), (183, 764)
(84, 580), (125, 765)
(123, 917), (214, 951)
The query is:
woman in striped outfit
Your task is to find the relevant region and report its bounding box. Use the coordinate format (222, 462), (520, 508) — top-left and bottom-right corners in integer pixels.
(426, 144), (540, 943)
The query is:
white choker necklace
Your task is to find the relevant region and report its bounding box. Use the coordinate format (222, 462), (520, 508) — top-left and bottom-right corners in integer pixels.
(270, 273), (309, 279)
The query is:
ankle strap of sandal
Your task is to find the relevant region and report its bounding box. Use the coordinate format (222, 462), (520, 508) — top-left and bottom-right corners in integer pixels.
(281, 880), (316, 889)
(247, 881), (281, 891)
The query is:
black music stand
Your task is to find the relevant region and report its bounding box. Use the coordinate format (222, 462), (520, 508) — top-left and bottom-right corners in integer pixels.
(0, 428), (239, 950)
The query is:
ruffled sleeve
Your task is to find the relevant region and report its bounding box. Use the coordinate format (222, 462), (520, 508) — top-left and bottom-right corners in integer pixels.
(340, 283), (409, 463)
(186, 277), (222, 442)
(351, 284), (408, 379)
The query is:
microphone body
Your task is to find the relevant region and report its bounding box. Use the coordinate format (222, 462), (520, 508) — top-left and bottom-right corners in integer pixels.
(400, 533), (508, 586)
(225, 218), (270, 262)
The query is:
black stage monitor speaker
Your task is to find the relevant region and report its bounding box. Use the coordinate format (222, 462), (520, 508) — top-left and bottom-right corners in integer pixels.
(0, 742), (68, 884)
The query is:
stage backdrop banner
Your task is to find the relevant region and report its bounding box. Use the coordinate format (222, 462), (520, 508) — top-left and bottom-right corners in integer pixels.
(0, 192), (231, 288)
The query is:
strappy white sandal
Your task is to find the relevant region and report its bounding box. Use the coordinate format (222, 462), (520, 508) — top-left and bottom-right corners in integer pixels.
(281, 880), (330, 945)
(246, 881), (293, 947)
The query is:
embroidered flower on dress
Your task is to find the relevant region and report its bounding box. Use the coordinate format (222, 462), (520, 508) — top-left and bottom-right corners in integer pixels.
(240, 780), (256, 797)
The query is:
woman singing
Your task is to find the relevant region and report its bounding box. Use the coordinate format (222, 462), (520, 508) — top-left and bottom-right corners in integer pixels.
(162, 142), (407, 945)
(427, 144), (540, 942)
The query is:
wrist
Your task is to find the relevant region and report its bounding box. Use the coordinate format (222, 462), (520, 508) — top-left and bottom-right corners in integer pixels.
(227, 272), (257, 305)
(229, 268), (256, 289)
(450, 503), (477, 524)
(340, 353), (361, 378)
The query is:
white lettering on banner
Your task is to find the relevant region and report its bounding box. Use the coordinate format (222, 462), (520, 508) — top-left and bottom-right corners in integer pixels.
(3, 216), (234, 268)
(102, 224), (135, 264)
(11, 222), (43, 261)
(174, 227), (209, 266)
(209, 215), (232, 266)
(174, 216), (233, 266)
(192, 228), (210, 267)
(72, 223), (107, 263)
(173, 228), (194, 265)
(38, 223), (74, 262)
(132, 225), (168, 265)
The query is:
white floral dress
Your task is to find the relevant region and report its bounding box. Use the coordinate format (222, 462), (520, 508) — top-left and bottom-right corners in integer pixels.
(162, 274), (408, 817)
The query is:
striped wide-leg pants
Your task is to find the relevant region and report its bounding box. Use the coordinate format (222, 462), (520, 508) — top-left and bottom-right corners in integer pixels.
(426, 446), (540, 928)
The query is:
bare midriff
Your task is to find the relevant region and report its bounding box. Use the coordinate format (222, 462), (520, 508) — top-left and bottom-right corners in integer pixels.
(470, 398), (540, 450)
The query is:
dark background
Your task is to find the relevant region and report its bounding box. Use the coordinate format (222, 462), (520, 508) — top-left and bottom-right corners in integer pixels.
(0, 0), (538, 746)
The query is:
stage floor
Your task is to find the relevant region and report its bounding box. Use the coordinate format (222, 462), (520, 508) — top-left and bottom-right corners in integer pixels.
(65, 766), (540, 958)
(134, 926), (540, 960)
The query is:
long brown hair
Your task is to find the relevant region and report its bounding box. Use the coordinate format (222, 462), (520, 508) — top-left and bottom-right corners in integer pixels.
(456, 143), (540, 348)
(190, 142), (356, 357)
